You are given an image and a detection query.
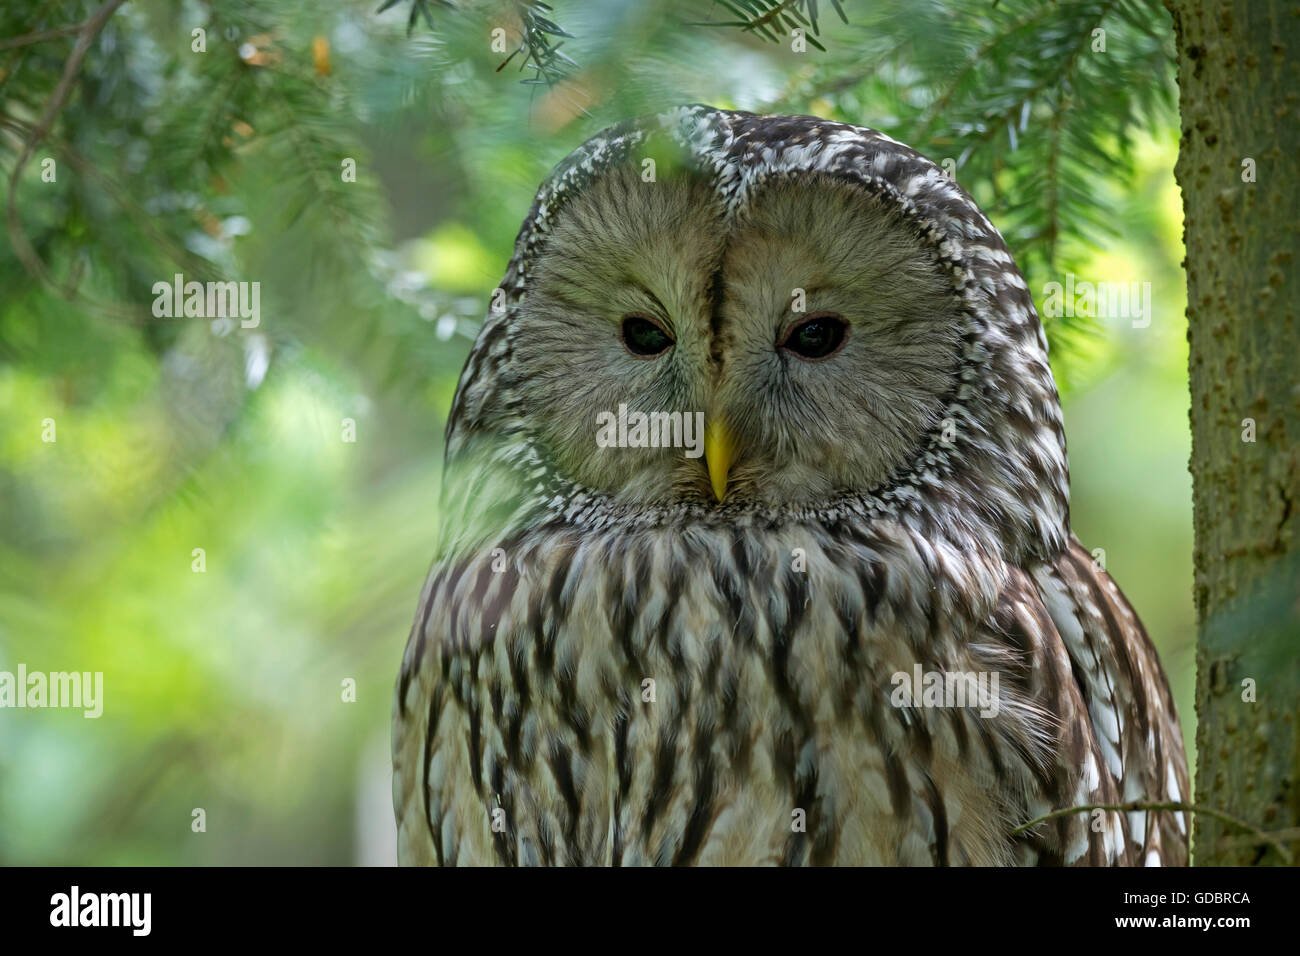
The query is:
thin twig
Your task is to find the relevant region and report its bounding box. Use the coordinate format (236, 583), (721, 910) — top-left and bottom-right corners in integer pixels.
(745, 0), (805, 33)
(0, 22), (83, 51)
(1012, 800), (1294, 864)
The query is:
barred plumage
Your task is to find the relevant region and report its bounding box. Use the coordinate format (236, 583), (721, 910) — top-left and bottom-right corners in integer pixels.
(393, 106), (1189, 866)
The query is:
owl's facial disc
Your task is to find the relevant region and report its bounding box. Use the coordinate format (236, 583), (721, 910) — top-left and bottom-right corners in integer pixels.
(711, 173), (963, 507)
(507, 163), (728, 506)
(508, 163), (962, 512)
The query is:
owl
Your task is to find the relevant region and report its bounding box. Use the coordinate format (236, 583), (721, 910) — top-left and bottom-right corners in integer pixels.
(392, 106), (1189, 866)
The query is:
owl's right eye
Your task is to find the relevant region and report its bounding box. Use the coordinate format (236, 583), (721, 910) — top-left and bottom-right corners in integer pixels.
(620, 314), (674, 358)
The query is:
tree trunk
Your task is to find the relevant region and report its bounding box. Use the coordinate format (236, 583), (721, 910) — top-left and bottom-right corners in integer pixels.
(1165, 0), (1300, 865)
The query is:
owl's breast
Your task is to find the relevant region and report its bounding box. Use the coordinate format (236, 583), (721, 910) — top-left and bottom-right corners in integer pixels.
(397, 521), (1049, 865)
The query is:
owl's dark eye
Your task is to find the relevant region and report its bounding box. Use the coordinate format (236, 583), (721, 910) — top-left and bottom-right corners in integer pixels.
(620, 314), (674, 358)
(780, 313), (848, 360)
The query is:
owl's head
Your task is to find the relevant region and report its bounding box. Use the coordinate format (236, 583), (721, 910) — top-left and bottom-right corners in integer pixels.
(447, 107), (1069, 560)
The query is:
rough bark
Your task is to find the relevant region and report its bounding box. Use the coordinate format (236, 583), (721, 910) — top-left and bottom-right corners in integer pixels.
(1165, 0), (1300, 864)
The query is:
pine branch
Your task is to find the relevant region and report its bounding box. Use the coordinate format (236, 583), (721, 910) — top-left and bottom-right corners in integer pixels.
(693, 0), (848, 50)
(380, 0), (578, 86)
(911, 3), (1065, 146)
(0, 113), (215, 282)
(4, 0), (137, 320)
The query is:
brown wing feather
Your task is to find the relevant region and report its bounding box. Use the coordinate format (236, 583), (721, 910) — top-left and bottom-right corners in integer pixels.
(1022, 537), (1190, 865)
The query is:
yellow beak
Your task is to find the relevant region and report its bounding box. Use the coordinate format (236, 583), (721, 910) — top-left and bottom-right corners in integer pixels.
(704, 420), (733, 502)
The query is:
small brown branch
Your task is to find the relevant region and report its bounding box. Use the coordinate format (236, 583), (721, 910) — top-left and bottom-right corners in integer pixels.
(0, 23), (83, 51)
(745, 0), (804, 34)
(1012, 800), (1293, 864)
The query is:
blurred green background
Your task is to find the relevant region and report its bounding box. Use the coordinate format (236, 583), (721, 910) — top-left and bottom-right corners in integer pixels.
(0, 0), (1191, 864)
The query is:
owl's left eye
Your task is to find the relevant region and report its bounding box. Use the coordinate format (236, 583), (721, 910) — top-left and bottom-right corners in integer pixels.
(620, 314), (674, 358)
(780, 313), (848, 361)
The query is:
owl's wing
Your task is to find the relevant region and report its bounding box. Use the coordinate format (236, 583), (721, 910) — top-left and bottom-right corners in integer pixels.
(392, 554), (501, 867)
(1002, 537), (1190, 865)
(392, 540), (548, 867)
(392, 561), (444, 866)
